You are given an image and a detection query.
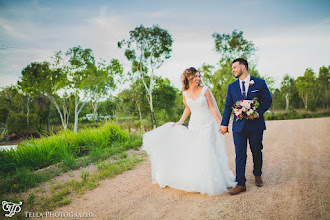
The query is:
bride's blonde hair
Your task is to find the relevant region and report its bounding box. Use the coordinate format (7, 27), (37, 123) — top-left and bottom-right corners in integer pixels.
(181, 67), (201, 91)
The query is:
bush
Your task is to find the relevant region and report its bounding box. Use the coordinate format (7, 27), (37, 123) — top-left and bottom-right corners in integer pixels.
(6, 112), (40, 134)
(264, 110), (330, 120)
(308, 100), (318, 112)
(7, 112), (27, 134)
(0, 108), (9, 124)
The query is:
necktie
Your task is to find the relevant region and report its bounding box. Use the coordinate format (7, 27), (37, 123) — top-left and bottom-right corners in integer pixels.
(242, 81), (246, 98)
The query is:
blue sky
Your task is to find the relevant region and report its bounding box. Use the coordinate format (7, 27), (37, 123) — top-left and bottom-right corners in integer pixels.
(0, 0), (329, 90)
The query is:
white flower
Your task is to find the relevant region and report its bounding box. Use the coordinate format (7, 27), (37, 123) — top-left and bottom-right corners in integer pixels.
(248, 109), (254, 115)
(249, 80), (255, 85)
(241, 100), (251, 108)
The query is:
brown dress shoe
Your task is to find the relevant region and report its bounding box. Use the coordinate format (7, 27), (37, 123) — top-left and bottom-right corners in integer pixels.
(255, 176), (263, 187)
(229, 185), (246, 195)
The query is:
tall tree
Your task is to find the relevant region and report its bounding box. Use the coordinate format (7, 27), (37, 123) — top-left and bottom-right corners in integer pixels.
(0, 86), (22, 130)
(205, 30), (259, 111)
(118, 79), (148, 129)
(89, 59), (123, 122)
(14, 88), (32, 130)
(280, 74), (300, 111)
(212, 29), (257, 64)
(152, 76), (178, 125)
(296, 68), (317, 109)
(198, 63), (215, 88)
(66, 46), (95, 132)
(317, 66), (330, 109)
(65, 46), (123, 132)
(18, 61), (73, 130)
(118, 24), (173, 128)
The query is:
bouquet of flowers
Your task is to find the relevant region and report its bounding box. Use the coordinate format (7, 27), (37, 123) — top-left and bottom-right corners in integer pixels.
(232, 97), (260, 121)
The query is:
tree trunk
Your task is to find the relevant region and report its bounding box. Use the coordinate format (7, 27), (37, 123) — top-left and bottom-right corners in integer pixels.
(48, 95), (68, 130)
(91, 101), (98, 122)
(149, 71), (156, 129)
(26, 101), (30, 131)
(47, 117), (49, 132)
(148, 90), (156, 129)
(74, 93), (79, 133)
(74, 93), (89, 133)
(137, 104), (143, 132)
(285, 93), (289, 111)
(150, 110), (156, 129)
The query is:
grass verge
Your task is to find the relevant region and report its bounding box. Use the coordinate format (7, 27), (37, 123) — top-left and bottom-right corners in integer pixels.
(0, 152), (145, 219)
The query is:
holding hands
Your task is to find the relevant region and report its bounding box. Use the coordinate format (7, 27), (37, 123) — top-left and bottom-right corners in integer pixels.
(219, 125), (229, 135)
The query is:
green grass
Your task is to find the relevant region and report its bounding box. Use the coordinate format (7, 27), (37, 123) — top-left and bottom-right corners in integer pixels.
(0, 154), (144, 217)
(0, 122), (131, 175)
(0, 122), (142, 196)
(27, 154), (143, 212)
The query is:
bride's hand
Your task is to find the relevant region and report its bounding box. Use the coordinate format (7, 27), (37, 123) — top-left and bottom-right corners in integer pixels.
(173, 121), (183, 126)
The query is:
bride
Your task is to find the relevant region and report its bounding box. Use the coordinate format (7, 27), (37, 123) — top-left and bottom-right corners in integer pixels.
(142, 67), (237, 196)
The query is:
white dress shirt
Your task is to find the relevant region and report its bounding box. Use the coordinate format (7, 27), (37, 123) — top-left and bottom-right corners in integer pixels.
(239, 74), (251, 97)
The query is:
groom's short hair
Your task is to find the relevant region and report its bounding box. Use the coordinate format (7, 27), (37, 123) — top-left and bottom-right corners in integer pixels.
(233, 58), (248, 71)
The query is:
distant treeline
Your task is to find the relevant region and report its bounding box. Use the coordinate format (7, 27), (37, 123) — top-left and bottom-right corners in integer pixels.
(0, 26), (329, 136)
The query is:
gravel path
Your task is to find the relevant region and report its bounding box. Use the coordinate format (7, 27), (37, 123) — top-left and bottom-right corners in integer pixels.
(55, 118), (330, 219)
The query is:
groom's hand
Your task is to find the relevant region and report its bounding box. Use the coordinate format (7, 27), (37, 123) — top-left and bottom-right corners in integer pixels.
(248, 113), (259, 120)
(219, 126), (229, 135)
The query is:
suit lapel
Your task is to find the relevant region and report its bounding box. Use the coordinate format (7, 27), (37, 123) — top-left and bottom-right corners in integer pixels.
(246, 75), (255, 98)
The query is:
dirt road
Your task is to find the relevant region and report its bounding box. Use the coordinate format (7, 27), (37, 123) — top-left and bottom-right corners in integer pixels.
(55, 118), (330, 219)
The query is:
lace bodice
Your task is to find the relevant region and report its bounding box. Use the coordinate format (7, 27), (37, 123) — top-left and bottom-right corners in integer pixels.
(183, 86), (215, 129)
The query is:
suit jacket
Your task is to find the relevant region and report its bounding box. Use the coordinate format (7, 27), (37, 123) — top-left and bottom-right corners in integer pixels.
(221, 75), (272, 132)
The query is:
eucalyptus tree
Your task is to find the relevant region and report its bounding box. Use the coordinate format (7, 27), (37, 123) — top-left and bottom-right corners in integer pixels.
(212, 29), (257, 64)
(280, 74), (298, 111)
(296, 68), (318, 110)
(66, 46), (124, 132)
(18, 60), (71, 130)
(13, 85), (33, 130)
(206, 30), (260, 111)
(118, 79), (148, 128)
(198, 63), (215, 88)
(89, 59), (123, 122)
(118, 24), (173, 128)
(0, 86), (22, 130)
(317, 66), (330, 109)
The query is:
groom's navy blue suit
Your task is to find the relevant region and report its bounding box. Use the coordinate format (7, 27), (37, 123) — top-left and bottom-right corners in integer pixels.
(221, 75), (272, 186)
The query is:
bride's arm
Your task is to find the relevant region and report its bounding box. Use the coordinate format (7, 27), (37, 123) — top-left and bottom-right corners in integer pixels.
(174, 95), (191, 126)
(205, 90), (222, 125)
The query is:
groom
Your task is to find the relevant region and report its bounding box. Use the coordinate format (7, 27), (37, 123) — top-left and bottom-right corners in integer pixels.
(220, 58), (272, 195)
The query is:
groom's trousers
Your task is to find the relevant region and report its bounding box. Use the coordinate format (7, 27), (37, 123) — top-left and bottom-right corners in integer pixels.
(233, 127), (264, 186)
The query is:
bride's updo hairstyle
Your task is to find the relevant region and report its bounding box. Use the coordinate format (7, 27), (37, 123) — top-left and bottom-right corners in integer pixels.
(181, 67), (201, 91)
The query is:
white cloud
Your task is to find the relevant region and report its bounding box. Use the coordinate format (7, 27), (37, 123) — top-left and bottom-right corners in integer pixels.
(253, 23), (330, 87)
(0, 18), (29, 40)
(0, 2), (329, 92)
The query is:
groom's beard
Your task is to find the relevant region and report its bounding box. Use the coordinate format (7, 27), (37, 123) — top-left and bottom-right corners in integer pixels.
(234, 69), (243, 78)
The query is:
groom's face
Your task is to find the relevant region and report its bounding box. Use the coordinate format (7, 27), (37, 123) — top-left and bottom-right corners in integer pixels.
(232, 62), (243, 78)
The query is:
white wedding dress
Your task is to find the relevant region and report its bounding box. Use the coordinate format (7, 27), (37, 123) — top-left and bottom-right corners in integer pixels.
(142, 86), (237, 196)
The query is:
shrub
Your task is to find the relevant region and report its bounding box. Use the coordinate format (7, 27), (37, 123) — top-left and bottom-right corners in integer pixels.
(307, 100), (318, 112)
(6, 112), (40, 134)
(7, 112), (27, 134)
(0, 108), (9, 124)
(264, 110), (330, 120)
